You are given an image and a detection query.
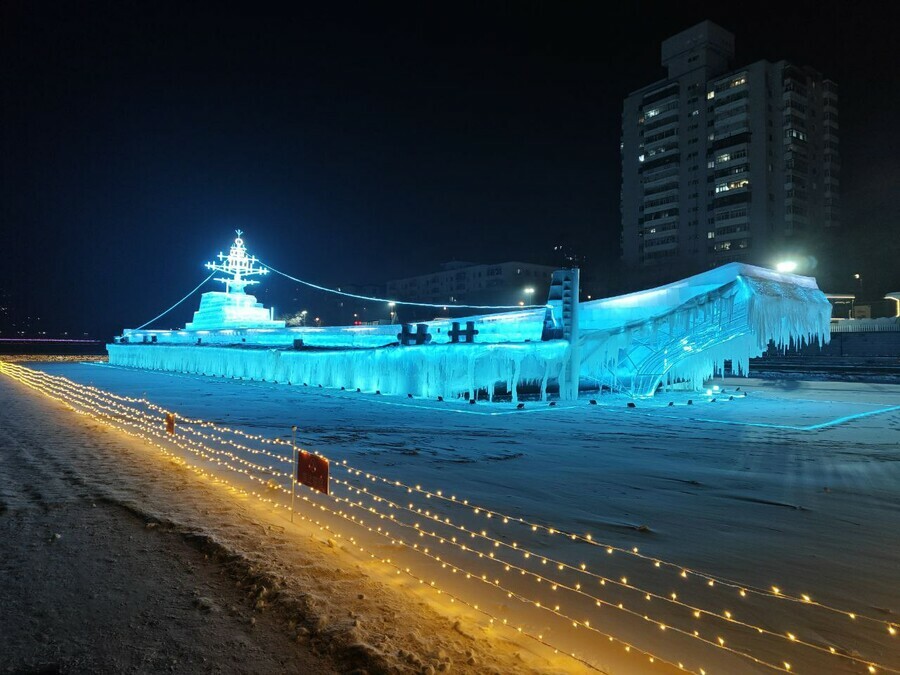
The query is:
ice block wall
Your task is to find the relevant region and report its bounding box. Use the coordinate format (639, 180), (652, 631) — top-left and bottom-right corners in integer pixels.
(108, 341), (571, 402)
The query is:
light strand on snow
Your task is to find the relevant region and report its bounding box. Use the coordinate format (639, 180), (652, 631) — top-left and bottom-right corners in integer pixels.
(17, 370), (900, 675)
(328, 477), (897, 672)
(129, 271), (217, 332)
(260, 261), (550, 311)
(169, 395), (900, 646)
(10, 369), (807, 671)
(13, 364), (900, 646)
(14, 364), (900, 645)
(4, 372), (288, 481)
(6, 368), (711, 671)
(5, 364), (898, 675)
(21, 380), (867, 675)
(0, 364), (656, 675)
(55, 410), (606, 671)
(332, 459), (900, 636)
(4, 366), (720, 675)
(19, 372), (744, 668)
(289, 480), (690, 674)
(318, 481), (808, 675)
(37, 363), (890, 673)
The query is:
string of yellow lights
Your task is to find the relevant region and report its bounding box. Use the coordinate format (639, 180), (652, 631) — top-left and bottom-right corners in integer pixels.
(14, 370), (776, 673)
(0, 363), (679, 675)
(5, 364), (892, 675)
(18, 366), (900, 657)
(84, 377), (895, 640)
(329, 464), (900, 637)
(3, 362), (894, 675)
(317, 480), (811, 674)
(331, 478), (898, 672)
(12, 369), (727, 671)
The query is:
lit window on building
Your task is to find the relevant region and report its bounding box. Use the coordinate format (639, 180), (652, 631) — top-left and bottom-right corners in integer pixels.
(715, 179), (750, 194)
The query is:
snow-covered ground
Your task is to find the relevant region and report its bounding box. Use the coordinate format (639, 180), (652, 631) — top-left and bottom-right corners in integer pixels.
(12, 361), (900, 674)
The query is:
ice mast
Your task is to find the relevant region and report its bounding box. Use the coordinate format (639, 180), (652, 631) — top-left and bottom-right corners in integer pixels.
(181, 231), (285, 331)
(205, 230), (269, 295)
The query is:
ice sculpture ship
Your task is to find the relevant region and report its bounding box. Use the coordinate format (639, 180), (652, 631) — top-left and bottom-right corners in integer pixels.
(109, 233), (831, 401)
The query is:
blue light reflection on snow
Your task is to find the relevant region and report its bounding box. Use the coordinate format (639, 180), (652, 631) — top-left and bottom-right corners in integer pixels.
(84, 362), (900, 430)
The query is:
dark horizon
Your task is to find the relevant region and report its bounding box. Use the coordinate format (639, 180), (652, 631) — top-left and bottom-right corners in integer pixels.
(3, 1), (898, 338)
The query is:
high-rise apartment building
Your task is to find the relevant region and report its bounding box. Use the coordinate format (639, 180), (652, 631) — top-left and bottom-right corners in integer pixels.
(620, 21), (839, 287)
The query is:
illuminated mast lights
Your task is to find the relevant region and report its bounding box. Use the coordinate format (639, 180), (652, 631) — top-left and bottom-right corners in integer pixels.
(205, 230), (268, 294)
(180, 230), (283, 331)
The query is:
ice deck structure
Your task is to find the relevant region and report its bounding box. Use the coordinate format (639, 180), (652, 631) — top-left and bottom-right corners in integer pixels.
(109, 234), (832, 400)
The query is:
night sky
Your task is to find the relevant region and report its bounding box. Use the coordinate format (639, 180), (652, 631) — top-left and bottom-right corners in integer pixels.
(2, 1), (898, 338)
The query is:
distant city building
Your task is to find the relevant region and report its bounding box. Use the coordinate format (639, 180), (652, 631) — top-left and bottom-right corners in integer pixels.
(386, 261), (556, 319)
(281, 282), (387, 326)
(620, 20), (839, 288)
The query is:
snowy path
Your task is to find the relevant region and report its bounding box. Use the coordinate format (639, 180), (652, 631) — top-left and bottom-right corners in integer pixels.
(7, 361), (900, 674)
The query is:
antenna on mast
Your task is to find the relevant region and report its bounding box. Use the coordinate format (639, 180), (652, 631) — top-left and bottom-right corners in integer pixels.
(205, 230), (269, 294)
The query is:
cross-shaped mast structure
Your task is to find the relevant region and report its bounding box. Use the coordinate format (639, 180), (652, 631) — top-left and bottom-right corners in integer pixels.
(205, 230), (269, 294)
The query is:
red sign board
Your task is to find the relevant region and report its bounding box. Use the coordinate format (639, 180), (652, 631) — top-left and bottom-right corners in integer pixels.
(296, 450), (329, 495)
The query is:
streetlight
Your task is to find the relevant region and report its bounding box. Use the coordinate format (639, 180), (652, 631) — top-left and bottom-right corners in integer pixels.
(776, 260), (798, 274)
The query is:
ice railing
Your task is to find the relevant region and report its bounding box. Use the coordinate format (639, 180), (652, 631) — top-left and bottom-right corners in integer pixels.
(3, 361), (895, 675)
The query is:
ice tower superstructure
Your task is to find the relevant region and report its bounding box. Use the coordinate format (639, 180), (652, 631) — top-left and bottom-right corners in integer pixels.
(110, 233), (831, 400)
(184, 232), (285, 330)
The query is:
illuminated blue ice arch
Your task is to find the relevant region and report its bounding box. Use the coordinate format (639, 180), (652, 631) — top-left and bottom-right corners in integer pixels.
(109, 234), (831, 401)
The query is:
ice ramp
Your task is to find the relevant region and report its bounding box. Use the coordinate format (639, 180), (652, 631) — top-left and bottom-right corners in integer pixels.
(576, 263), (832, 397)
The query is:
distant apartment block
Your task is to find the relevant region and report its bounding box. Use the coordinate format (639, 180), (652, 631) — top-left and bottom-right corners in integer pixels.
(621, 20), (839, 287)
(386, 261), (556, 316)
